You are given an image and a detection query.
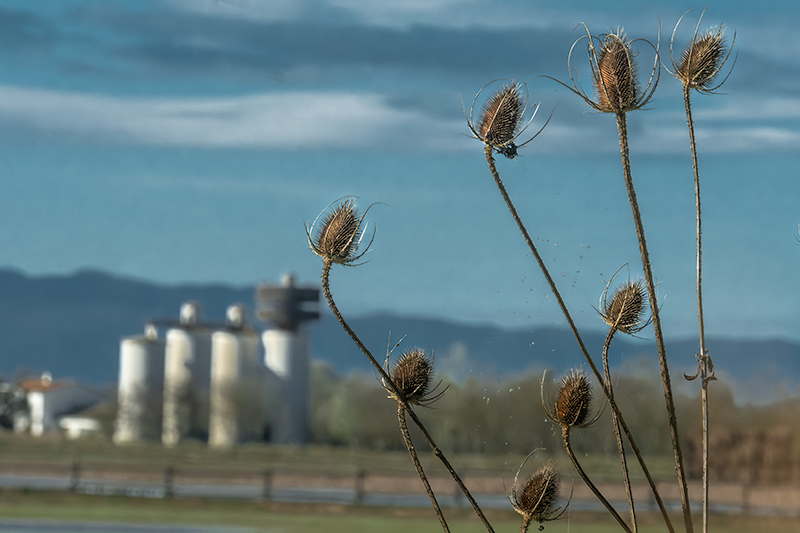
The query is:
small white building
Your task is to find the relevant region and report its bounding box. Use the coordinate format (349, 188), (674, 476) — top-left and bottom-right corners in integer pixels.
(60, 415), (103, 439)
(17, 373), (100, 437)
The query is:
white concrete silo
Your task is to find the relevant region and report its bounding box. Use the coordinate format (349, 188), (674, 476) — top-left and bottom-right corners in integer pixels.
(208, 305), (263, 449)
(256, 274), (319, 446)
(114, 324), (166, 443)
(263, 326), (310, 444)
(162, 302), (213, 446)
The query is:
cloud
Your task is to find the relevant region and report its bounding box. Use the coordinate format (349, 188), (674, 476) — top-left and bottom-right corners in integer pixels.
(0, 85), (464, 150)
(0, 84), (796, 154)
(695, 96), (800, 121)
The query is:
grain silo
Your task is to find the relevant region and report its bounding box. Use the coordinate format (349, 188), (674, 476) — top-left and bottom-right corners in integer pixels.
(162, 302), (213, 446)
(208, 305), (263, 449)
(257, 274), (319, 445)
(113, 324), (166, 443)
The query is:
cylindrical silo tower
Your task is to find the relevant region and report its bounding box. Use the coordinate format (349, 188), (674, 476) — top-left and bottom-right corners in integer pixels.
(209, 305), (263, 449)
(162, 302), (213, 446)
(257, 274), (320, 445)
(263, 326), (310, 444)
(114, 324), (166, 444)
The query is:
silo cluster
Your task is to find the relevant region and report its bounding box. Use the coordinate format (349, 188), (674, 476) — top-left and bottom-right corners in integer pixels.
(113, 275), (319, 448)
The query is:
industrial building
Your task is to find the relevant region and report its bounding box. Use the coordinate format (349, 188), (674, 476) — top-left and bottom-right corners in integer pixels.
(113, 274), (319, 448)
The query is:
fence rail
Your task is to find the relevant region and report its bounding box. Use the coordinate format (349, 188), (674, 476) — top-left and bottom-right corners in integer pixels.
(0, 460), (797, 516)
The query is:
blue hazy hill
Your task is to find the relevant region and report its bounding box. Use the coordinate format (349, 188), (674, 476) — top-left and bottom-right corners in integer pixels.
(0, 269), (796, 403)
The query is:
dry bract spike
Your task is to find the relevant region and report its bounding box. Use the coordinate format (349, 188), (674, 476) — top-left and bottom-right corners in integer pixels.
(669, 8), (736, 94)
(511, 459), (562, 529)
(551, 24), (659, 115)
(478, 84), (524, 154)
(601, 278), (649, 334)
(390, 348), (434, 405)
(385, 347), (447, 406)
(550, 369), (594, 429)
(593, 31), (639, 112)
(306, 197), (375, 266)
(677, 27), (726, 90)
(464, 79), (551, 159)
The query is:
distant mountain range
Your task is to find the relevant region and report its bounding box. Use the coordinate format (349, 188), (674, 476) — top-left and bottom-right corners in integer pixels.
(0, 269), (796, 403)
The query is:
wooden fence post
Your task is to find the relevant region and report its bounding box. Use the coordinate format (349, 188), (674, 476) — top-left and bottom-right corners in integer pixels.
(164, 464), (175, 499)
(261, 468), (273, 501)
(354, 469), (366, 505)
(69, 459), (81, 493)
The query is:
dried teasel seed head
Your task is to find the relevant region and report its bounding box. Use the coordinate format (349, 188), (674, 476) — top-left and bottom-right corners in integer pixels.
(513, 461), (561, 525)
(676, 26), (727, 91)
(601, 278), (648, 334)
(593, 30), (639, 113)
(309, 198), (365, 265)
(478, 83), (525, 152)
(389, 348), (433, 405)
(553, 369), (593, 428)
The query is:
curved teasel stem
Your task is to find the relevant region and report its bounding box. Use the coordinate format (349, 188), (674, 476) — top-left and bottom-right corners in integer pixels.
(320, 258), (495, 533)
(484, 143), (675, 533)
(562, 427), (632, 533)
(397, 403), (449, 532)
(602, 328), (637, 533)
(615, 112), (693, 533)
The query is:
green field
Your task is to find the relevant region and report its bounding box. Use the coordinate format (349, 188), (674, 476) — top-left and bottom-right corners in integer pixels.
(0, 490), (798, 533)
(0, 435), (797, 532)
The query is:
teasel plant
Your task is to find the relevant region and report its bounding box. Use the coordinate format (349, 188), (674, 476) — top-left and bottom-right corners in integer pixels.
(509, 453), (566, 533)
(542, 369), (635, 533)
(306, 197), (495, 533)
(597, 272), (651, 533)
(466, 74), (674, 531)
(668, 10), (736, 533)
(545, 25), (698, 533)
(384, 345), (450, 531)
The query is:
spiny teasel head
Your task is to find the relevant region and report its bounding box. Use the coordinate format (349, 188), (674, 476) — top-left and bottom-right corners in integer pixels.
(593, 30), (639, 112)
(478, 83), (525, 152)
(389, 348), (435, 405)
(465, 80), (550, 159)
(600, 278), (649, 335)
(306, 197), (374, 266)
(557, 24), (659, 115)
(550, 369), (593, 429)
(675, 26), (731, 93)
(511, 459), (563, 529)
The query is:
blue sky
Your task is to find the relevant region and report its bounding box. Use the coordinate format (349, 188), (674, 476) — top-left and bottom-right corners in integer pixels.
(0, 0), (798, 343)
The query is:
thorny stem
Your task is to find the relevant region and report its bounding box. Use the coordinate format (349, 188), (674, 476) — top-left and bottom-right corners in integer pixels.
(398, 403), (450, 533)
(484, 144), (675, 533)
(615, 112), (694, 533)
(602, 328), (637, 533)
(684, 84), (712, 533)
(563, 427), (632, 533)
(321, 258), (496, 533)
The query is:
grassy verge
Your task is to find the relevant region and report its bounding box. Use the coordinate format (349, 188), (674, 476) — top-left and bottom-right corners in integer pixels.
(0, 490), (798, 533)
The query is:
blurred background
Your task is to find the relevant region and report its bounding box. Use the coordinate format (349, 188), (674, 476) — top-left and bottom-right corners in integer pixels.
(0, 0), (797, 531)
